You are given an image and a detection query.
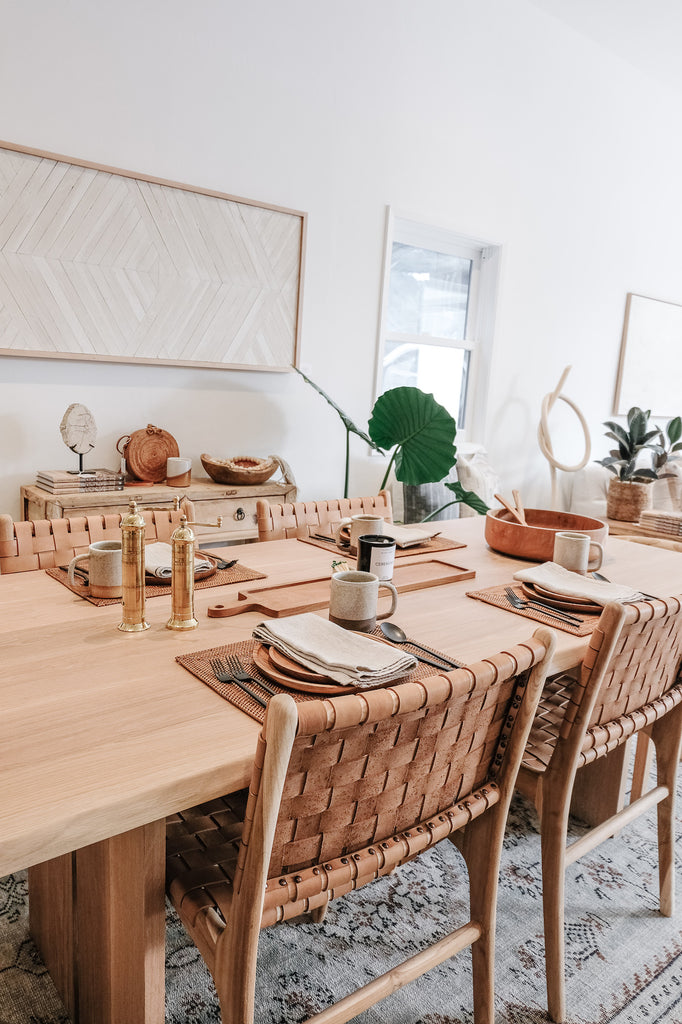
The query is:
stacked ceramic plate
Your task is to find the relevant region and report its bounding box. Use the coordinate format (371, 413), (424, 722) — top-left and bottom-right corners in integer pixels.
(251, 632), (415, 695)
(519, 581), (601, 615)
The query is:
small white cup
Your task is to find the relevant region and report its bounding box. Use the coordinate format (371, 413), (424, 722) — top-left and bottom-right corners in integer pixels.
(68, 540), (123, 598)
(553, 531), (604, 575)
(167, 457), (192, 487)
(329, 570), (398, 632)
(333, 514), (385, 554)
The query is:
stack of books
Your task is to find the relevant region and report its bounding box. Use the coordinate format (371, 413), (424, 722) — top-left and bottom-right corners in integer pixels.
(35, 468), (125, 494)
(639, 509), (682, 537)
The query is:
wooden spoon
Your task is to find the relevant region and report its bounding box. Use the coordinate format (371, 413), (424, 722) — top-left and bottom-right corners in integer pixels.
(512, 489), (527, 526)
(494, 493), (526, 527)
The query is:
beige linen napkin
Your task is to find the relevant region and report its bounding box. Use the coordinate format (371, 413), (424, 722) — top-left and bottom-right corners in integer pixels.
(252, 613), (417, 686)
(386, 523), (442, 548)
(144, 542), (213, 579)
(513, 562), (643, 606)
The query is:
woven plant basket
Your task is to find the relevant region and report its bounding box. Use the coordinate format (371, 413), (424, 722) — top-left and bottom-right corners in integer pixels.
(606, 478), (653, 522)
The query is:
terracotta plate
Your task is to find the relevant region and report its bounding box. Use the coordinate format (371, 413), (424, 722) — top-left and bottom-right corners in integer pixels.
(520, 582), (601, 613)
(252, 644), (355, 695)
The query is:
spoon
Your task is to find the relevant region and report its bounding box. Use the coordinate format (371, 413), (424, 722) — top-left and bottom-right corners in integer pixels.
(493, 493), (525, 527)
(379, 622), (461, 668)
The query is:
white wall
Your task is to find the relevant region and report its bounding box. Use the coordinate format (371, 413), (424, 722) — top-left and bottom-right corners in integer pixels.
(2, 0), (681, 519)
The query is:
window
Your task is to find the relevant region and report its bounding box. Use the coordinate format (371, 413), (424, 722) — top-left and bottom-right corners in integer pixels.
(375, 213), (500, 441)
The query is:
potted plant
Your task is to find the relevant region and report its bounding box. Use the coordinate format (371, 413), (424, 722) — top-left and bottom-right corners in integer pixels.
(296, 370), (487, 516)
(597, 407), (670, 522)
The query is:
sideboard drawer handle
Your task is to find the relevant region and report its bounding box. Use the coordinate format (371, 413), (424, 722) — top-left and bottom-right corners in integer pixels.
(234, 507), (246, 521)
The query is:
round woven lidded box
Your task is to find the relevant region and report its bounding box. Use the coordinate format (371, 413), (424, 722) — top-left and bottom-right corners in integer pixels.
(117, 425), (180, 483)
(200, 454), (278, 486)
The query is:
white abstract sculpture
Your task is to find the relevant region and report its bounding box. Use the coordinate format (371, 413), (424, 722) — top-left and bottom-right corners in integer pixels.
(537, 366), (591, 509)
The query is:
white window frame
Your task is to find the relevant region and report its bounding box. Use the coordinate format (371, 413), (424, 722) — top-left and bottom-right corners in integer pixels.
(374, 208), (501, 444)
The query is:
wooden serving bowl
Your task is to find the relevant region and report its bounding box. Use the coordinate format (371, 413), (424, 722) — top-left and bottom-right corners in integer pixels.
(484, 508), (607, 562)
(200, 454), (278, 486)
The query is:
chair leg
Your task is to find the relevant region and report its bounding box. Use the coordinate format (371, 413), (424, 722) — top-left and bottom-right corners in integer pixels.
(651, 705), (682, 917)
(457, 813), (502, 1024)
(540, 804), (569, 1024)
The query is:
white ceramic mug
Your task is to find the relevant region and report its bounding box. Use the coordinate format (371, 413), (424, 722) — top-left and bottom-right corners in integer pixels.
(68, 540), (123, 598)
(333, 514), (385, 554)
(329, 570), (398, 632)
(166, 457), (192, 487)
(553, 531), (604, 575)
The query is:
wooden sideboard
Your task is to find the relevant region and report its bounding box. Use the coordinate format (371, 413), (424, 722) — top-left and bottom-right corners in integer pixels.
(20, 477), (297, 544)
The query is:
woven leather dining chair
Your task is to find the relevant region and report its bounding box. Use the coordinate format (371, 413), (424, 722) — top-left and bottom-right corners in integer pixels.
(255, 490), (393, 541)
(0, 508), (185, 573)
(166, 628), (555, 1024)
(515, 596), (682, 1023)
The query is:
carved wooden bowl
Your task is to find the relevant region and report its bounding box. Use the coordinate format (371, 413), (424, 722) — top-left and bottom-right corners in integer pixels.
(484, 508), (608, 562)
(200, 454), (278, 486)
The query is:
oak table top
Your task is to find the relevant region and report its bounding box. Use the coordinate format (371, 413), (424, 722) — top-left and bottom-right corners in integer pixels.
(2, 517), (680, 880)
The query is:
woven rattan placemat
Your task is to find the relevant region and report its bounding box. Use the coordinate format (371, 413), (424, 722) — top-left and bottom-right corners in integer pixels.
(46, 562), (267, 607)
(297, 534), (465, 558)
(176, 630), (464, 724)
(466, 583), (598, 636)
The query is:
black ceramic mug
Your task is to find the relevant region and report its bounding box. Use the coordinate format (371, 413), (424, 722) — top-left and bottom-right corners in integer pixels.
(356, 534), (396, 581)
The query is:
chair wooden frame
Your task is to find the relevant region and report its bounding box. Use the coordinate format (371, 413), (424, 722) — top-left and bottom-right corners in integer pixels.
(516, 596), (682, 1023)
(0, 509), (185, 574)
(166, 629), (555, 1024)
(255, 490), (392, 542)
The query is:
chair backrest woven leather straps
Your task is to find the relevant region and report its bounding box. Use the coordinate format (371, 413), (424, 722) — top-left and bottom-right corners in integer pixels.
(0, 509), (184, 573)
(255, 490), (392, 541)
(546, 598), (682, 768)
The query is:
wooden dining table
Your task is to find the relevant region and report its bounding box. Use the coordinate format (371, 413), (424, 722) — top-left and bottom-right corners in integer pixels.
(2, 516), (680, 1024)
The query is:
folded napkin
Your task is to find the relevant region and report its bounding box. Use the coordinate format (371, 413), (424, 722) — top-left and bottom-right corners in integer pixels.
(144, 542), (213, 579)
(385, 523), (442, 548)
(252, 613), (417, 687)
(513, 562), (643, 606)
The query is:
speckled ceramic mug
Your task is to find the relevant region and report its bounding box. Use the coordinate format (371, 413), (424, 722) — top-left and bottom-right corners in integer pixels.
(68, 540), (123, 598)
(329, 570), (398, 632)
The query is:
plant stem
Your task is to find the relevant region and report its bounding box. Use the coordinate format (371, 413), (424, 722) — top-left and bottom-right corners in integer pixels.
(379, 448), (398, 491)
(344, 427), (350, 499)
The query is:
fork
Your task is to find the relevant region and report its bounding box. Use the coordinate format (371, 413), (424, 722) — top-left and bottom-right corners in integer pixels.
(503, 586), (584, 625)
(209, 658), (268, 707)
(225, 654), (278, 696)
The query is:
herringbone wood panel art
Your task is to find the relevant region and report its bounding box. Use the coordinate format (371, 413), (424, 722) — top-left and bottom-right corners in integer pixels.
(0, 142), (304, 369)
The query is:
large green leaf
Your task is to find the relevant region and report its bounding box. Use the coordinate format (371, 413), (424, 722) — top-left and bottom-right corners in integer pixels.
(368, 387), (457, 485)
(421, 481), (489, 521)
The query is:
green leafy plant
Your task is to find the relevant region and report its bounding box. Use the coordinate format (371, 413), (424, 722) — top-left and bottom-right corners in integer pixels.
(297, 370), (488, 516)
(597, 406), (669, 482)
(652, 416), (682, 476)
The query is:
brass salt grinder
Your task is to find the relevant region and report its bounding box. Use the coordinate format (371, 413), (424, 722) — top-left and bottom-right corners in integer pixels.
(166, 513), (223, 630)
(118, 499), (150, 632)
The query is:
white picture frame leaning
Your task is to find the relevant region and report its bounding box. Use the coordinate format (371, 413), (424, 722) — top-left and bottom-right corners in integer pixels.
(613, 292), (682, 417)
(0, 140), (306, 372)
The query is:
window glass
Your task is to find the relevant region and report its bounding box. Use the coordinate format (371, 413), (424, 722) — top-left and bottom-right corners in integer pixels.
(387, 242), (472, 341)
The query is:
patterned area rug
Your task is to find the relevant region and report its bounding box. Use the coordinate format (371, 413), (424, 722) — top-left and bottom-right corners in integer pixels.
(2, 781), (682, 1024)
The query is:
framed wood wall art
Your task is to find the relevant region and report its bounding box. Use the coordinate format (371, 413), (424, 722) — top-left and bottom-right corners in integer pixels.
(0, 140), (306, 371)
(614, 292), (682, 416)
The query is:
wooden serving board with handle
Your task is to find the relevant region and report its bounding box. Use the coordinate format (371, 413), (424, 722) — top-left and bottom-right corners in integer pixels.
(207, 558), (475, 618)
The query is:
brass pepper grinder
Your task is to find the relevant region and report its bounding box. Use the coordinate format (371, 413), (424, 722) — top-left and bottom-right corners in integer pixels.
(166, 514), (223, 630)
(118, 500), (150, 632)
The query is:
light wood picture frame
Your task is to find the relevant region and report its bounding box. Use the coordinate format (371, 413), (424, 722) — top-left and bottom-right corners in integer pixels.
(614, 292), (682, 416)
(0, 140), (306, 371)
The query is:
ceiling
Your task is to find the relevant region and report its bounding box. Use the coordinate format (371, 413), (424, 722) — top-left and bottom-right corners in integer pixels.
(529, 0), (682, 95)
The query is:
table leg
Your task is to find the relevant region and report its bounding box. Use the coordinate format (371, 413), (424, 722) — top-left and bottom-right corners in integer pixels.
(29, 820), (166, 1024)
(29, 854), (76, 1019)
